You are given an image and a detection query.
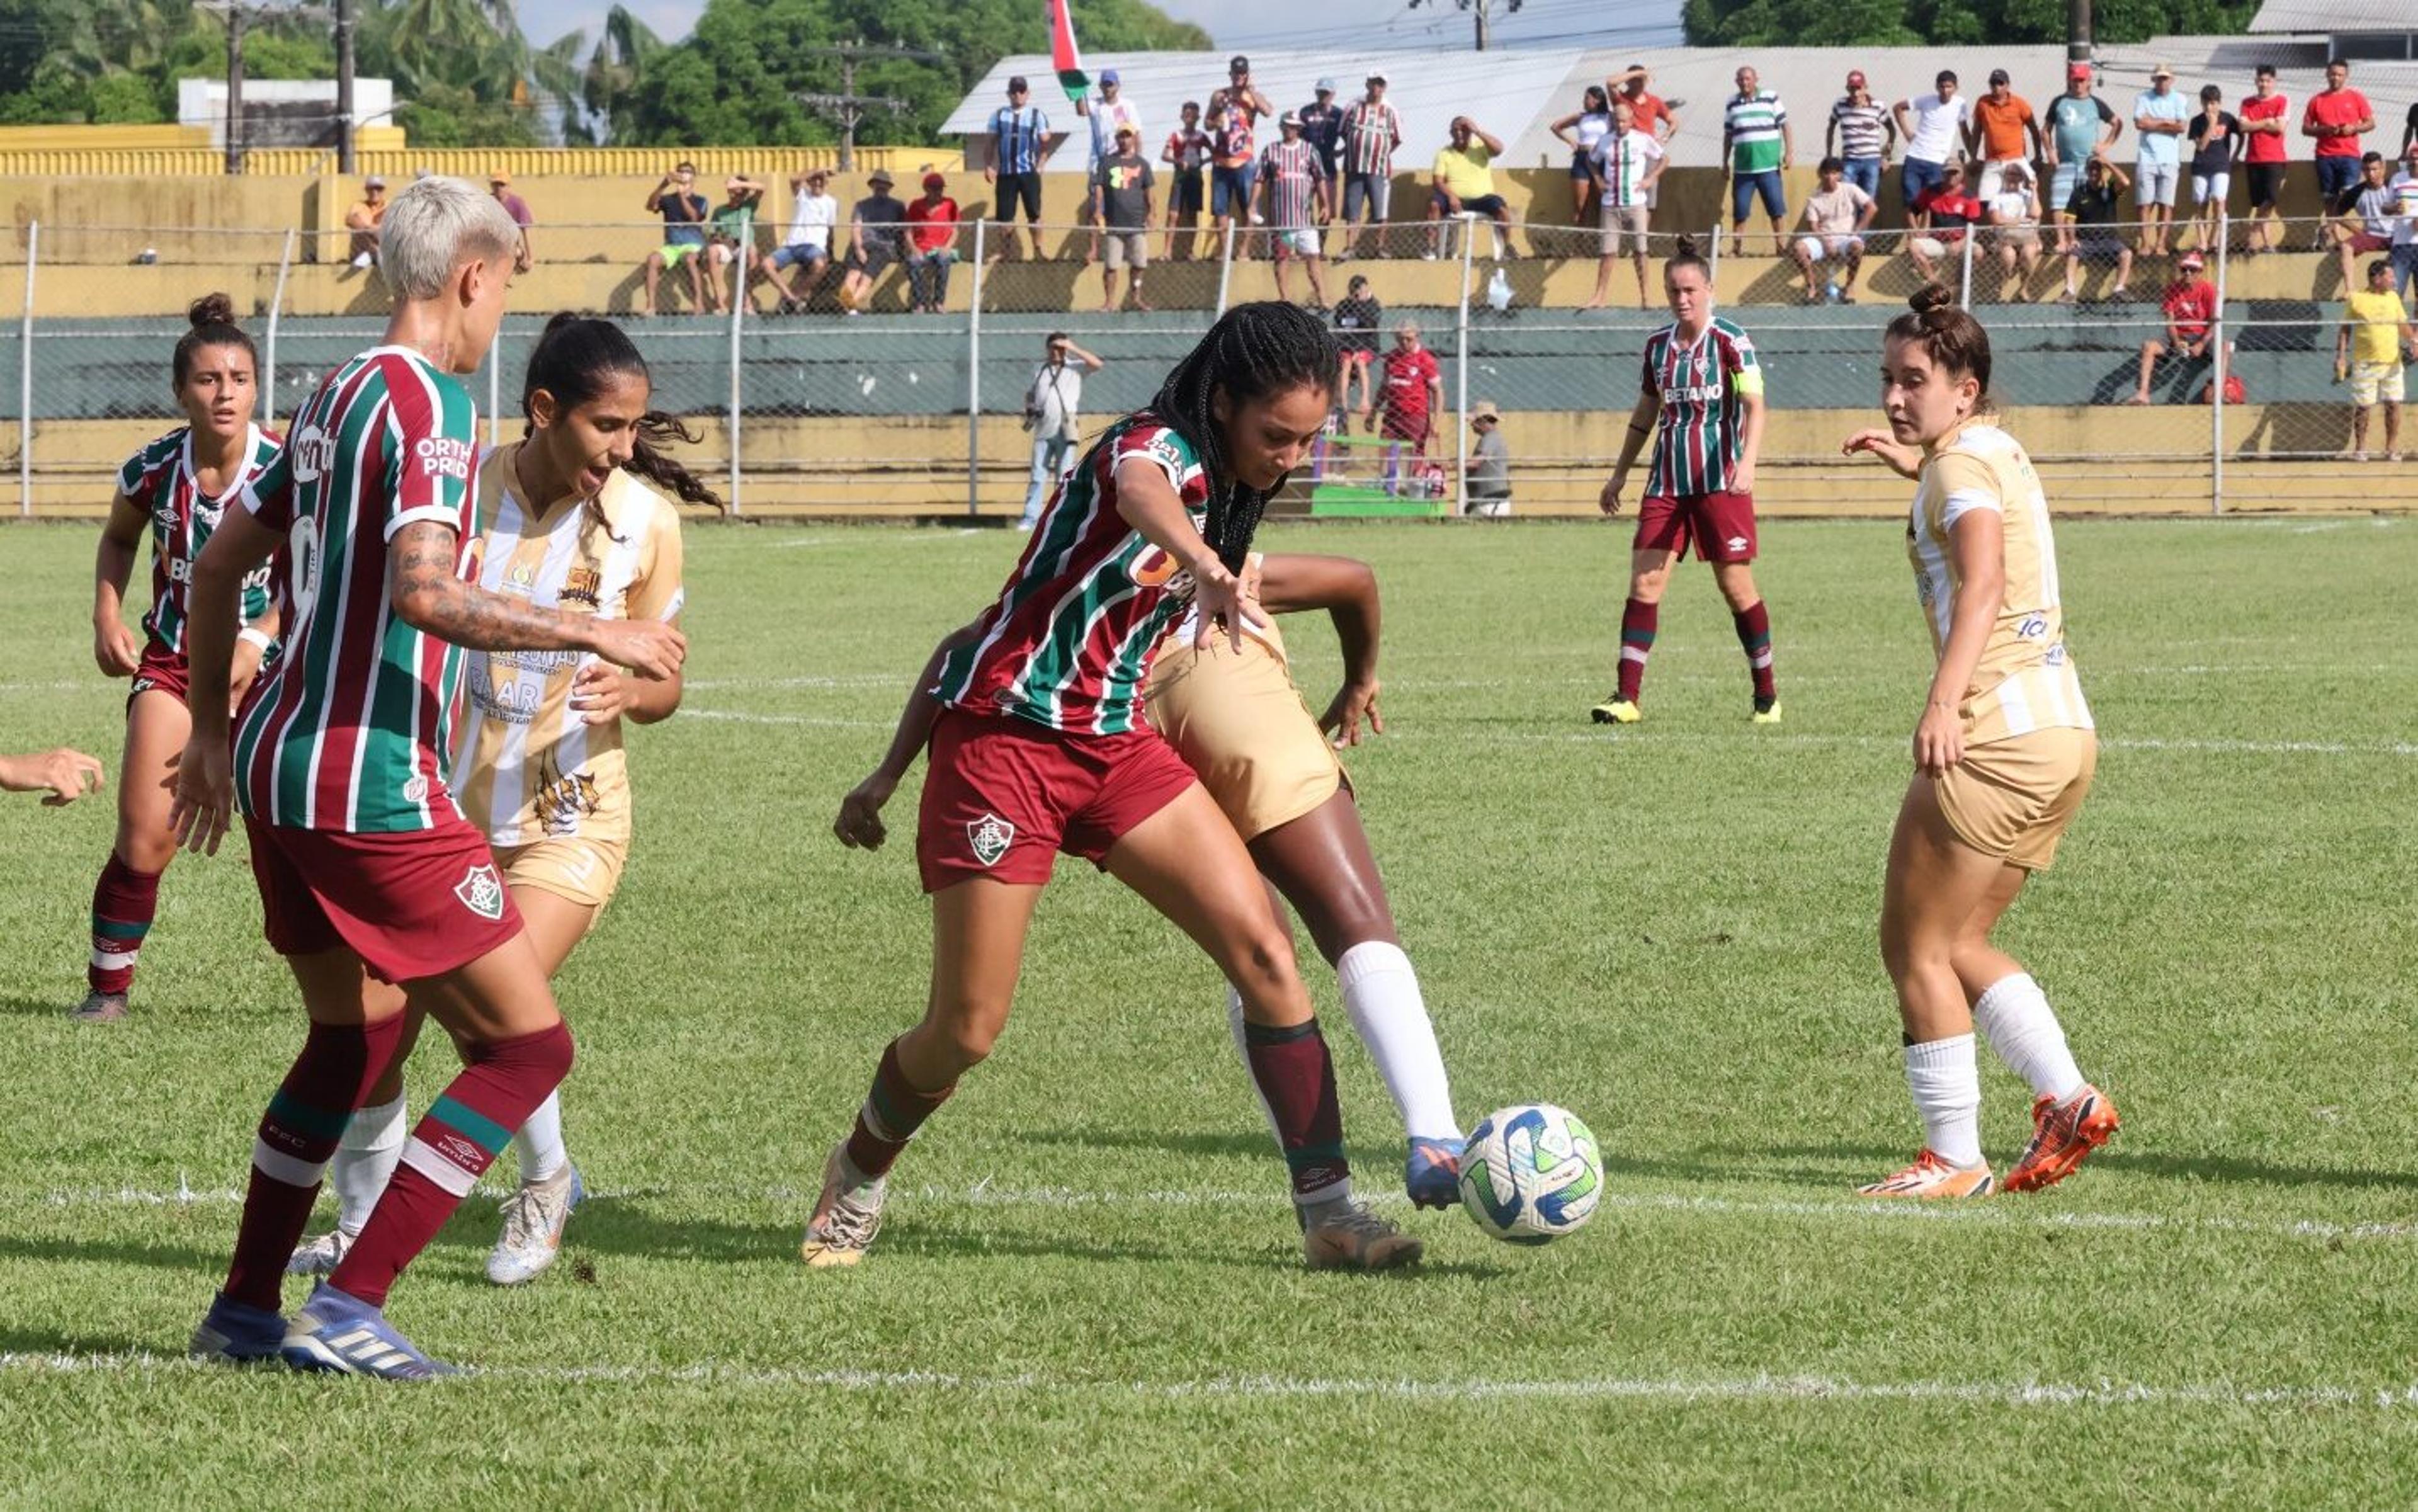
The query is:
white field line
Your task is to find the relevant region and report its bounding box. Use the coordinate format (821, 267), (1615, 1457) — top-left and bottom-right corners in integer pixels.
(763, 528), (981, 550)
(1441, 729), (2418, 759)
(681, 709), (890, 730)
(27, 1178), (2418, 1245)
(2, 1349), (2415, 1411)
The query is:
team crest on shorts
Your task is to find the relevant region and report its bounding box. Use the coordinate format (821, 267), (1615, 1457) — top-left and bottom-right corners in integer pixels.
(967, 813), (1016, 868)
(454, 863), (506, 921)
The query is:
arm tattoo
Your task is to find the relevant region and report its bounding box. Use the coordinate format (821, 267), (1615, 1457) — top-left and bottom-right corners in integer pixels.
(390, 521), (591, 653)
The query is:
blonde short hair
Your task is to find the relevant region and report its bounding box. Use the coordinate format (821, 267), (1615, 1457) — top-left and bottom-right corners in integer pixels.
(379, 175), (522, 302)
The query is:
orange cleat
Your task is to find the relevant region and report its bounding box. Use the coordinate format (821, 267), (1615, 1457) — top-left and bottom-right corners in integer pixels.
(2002, 1084), (2120, 1194)
(1856, 1149), (1996, 1199)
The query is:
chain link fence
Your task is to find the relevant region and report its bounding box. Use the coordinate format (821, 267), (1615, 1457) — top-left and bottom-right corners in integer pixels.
(6, 213), (2405, 519)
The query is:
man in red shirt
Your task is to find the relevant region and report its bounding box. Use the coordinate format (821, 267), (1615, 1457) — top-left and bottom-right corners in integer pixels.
(2129, 249), (2226, 404)
(1906, 174), (1987, 282)
(2238, 64), (2290, 255)
(904, 172), (961, 315)
(2303, 58), (2375, 204)
(1365, 320), (1443, 494)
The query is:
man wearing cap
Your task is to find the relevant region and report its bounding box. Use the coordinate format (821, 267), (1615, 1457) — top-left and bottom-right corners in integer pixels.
(1722, 65), (1792, 259)
(985, 74), (1052, 263)
(643, 161), (713, 316)
(1827, 71), (1893, 204)
(1073, 67), (1143, 261)
(1967, 68), (2043, 191)
(1091, 126), (1156, 312)
(489, 171), (535, 272)
(904, 171), (962, 314)
(343, 175), (386, 269)
(1894, 72), (1970, 229)
(2129, 247), (2225, 404)
(2044, 63), (2121, 257)
(704, 174), (766, 315)
(765, 166), (839, 312)
(2131, 64), (2190, 258)
(1210, 56), (1275, 253)
(1259, 111), (1332, 305)
(1299, 78), (1346, 189)
(839, 169), (909, 314)
(2238, 64), (2290, 256)
(2324, 151), (2403, 294)
(1462, 402), (1512, 518)
(1429, 117), (1521, 261)
(1338, 73), (1406, 258)
(2303, 59), (2375, 206)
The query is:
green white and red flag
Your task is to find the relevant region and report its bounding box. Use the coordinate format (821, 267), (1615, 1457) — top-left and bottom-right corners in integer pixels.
(1047, 0), (1089, 94)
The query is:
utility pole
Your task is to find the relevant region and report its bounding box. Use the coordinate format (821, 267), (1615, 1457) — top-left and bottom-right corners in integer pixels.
(2067, 0), (2092, 65)
(199, 1), (329, 174)
(1405, 0), (1521, 52)
(791, 40), (943, 169)
(335, 0), (356, 172)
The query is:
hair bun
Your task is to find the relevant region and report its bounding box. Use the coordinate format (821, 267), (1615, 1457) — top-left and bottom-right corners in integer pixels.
(187, 292), (239, 329)
(540, 309), (583, 339)
(1672, 234), (1700, 259)
(1909, 283), (1956, 316)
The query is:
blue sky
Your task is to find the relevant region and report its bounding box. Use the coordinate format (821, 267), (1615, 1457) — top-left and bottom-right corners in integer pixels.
(512, 0), (1681, 52)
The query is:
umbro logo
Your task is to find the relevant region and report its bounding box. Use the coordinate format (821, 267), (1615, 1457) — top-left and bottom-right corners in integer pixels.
(1727, 536), (1750, 552)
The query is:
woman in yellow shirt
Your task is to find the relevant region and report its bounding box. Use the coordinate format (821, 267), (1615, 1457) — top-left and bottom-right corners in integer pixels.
(293, 314), (709, 1285)
(1841, 285), (2118, 1201)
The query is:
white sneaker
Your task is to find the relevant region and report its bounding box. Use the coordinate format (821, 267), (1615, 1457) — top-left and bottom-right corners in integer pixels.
(485, 1164), (584, 1286)
(800, 1144), (887, 1268)
(287, 1228), (351, 1276)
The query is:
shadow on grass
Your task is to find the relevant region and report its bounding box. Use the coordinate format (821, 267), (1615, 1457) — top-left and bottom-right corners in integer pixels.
(0, 1232), (227, 1275)
(1719, 1142), (2418, 1195)
(0, 1324), (165, 1359)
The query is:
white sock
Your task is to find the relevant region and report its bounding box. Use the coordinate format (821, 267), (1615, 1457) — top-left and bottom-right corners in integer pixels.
(510, 1090), (569, 1184)
(332, 1094), (406, 1238)
(1335, 941), (1462, 1142)
(1904, 1035), (1984, 1168)
(1227, 985), (1281, 1142)
(1972, 972), (2086, 1104)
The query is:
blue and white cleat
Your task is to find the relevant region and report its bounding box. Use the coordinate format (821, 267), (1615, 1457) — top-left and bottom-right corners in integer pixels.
(280, 1283), (455, 1379)
(1405, 1136), (1466, 1210)
(189, 1292), (288, 1364)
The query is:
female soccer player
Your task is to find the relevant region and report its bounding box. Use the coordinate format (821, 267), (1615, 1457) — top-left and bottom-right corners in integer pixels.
(805, 301), (1420, 1273)
(76, 293), (283, 1021)
(1594, 237), (1781, 726)
(839, 551), (1467, 1208)
(290, 313), (700, 1287)
(1840, 285), (2118, 1199)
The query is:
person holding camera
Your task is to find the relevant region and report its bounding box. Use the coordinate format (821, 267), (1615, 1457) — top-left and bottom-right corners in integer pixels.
(1016, 334), (1104, 530)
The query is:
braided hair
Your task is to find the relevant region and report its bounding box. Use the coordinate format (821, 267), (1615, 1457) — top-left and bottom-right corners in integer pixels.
(522, 313), (724, 543)
(1147, 300), (1338, 572)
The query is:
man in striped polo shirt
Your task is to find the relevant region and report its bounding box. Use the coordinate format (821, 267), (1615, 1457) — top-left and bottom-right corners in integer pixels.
(1338, 73), (1405, 259)
(173, 176), (686, 1378)
(1723, 65), (1793, 258)
(985, 74), (1053, 262)
(1258, 113), (1332, 305)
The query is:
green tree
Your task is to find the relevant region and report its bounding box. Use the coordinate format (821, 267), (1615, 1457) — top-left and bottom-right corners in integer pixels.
(1683, 0), (2258, 45)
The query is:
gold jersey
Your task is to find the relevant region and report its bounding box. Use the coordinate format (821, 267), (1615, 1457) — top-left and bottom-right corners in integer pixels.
(1907, 422), (2091, 747)
(451, 443), (686, 846)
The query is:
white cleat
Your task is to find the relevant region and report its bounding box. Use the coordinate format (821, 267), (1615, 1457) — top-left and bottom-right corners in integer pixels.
(800, 1144), (888, 1268)
(287, 1228), (353, 1276)
(486, 1165), (584, 1286)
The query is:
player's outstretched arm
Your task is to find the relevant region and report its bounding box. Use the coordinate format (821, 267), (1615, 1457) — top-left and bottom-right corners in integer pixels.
(1258, 554), (1384, 746)
(388, 521), (684, 678)
(1841, 428), (1925, 479)
(0, 748), (105, 805)
(835, 620), (983, 851)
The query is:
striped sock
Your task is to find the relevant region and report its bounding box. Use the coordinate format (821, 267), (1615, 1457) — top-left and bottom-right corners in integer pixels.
(87, 853), (161, 996)
(331, 1020), (574, 1309)
(1240, 1018), (1351, 1205)
(1733, 600), (1776, 707)
(843, 1038), (956, 1180)
(1616, 598), (1658, 702)
(221, 1014), (406, 1313)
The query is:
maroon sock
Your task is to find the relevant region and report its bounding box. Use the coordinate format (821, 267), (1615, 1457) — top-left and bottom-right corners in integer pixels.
(843, 1038), (956, 1180)
(330, 1020), (574, 1309)
(1616, 598), (1659, 703)
(1733, 600), (1776, 706)
(87, 852), (161, 996)
(1241, 1018), (1351, 1202)
(222, 1013), (406, 1313)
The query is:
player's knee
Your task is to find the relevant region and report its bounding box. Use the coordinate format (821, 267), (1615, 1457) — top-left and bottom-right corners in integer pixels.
(1228, 921), (1301, 999)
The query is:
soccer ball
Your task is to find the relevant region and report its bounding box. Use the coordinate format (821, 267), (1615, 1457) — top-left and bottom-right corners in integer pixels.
(1458, 1103), (1603, 1244)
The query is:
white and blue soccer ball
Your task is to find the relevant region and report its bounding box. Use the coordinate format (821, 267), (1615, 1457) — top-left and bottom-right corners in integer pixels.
(1458, 1103), (1603, 1244)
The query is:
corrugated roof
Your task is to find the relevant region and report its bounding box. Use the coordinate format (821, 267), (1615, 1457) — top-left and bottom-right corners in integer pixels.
(2249, 0), (2418, 35)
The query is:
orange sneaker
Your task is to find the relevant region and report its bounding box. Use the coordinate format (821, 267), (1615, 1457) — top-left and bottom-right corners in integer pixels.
(1856, 1149), (1995, 1199)
(2002, 1084), (2120, 1194)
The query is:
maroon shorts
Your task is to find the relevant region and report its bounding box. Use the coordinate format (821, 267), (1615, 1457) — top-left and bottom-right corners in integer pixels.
(916, 707), (1198, 893)
(127, 640), (188, 708)
(246, 812), (525, 984)
(1379, 412), (1430, 446)
(1635, 490), (1758, 563)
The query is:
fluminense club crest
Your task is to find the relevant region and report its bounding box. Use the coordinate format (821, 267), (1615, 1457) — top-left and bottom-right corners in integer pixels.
(454, 862), (506, 921)
(967, 813), (1016, 868)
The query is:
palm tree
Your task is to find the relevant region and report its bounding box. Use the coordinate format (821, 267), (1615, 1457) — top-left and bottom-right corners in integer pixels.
(576, 5), (664, 144)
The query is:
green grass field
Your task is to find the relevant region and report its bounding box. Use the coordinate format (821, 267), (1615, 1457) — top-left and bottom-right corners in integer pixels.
(3, 514), (2416, 1508)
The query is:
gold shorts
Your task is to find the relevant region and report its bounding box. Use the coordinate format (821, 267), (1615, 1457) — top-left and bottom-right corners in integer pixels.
(1933, 727), (2097, 871)
(1144, 634), (1345, 842)
(492, 834), (628, 911)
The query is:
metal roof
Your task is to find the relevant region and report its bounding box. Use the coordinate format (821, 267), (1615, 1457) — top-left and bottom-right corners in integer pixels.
(2249, 0), (2418, 35)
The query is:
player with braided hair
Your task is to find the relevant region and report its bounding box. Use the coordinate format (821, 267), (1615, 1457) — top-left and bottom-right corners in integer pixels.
(808, 301), (1424, 1274)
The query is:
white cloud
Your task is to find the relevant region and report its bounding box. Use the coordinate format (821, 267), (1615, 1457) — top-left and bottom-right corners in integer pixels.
(514, 0), (705, 48)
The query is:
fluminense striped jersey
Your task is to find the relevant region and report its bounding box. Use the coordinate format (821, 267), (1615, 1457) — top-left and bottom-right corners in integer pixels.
(1339, 99), (1404, 174)
(116, 423), (282, 653)
(1592, 129), (1665, 207)
(1257, 137), (1326, 227)
(1908, 422), (2091, 746)
(234, 345), (480, 833)
(934, 413), (1212, 735)
(1641, 317), (1764, 498)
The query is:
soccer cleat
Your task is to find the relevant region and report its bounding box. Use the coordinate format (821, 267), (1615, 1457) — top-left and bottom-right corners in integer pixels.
(1302, 1200), (1424, 1271)
(486, 1164), (584, 1287)
(71, 991), (128, 1023)
(280, 1282), (455, 1379)
(287, 1229), (353, 1276)
(1856, 1149), (1995, 1200)
(1405, 1137), (1465, 1210)
(800, 1144), (888, 1269)
(189, 1292), (288, 1365)
(1589, 698), (1642, 725)
(2002, 1084), (2120, 1195)
(1751, 700), (1784, 725)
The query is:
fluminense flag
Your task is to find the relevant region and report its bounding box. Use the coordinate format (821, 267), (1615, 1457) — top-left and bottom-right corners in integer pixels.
(1048, 0), (1089, 94)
